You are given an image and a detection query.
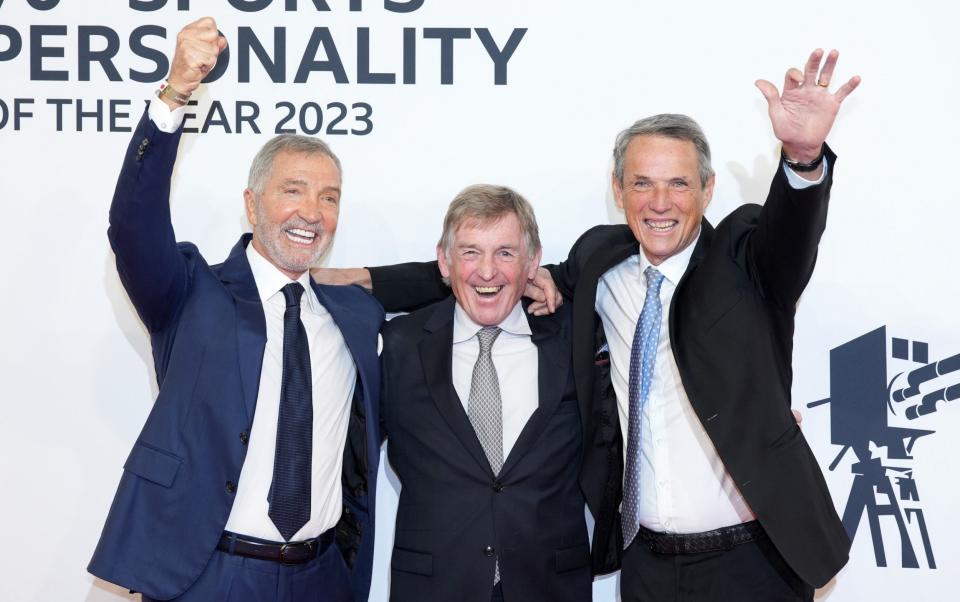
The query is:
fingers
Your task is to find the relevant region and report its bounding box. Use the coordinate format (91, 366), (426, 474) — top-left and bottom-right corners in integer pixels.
(526, 301), (548, 315)
(833, 74), (862, 104)
(816, 49), (839, 87)
(782, 68), (804, 92)
(802, 48), (825, 86)
(792, 408), (803, 426)
(754, 79), (780, 107)
(169, 17), (226, 93)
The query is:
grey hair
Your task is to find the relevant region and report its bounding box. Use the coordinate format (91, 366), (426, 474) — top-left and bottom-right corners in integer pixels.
(612, 114), (714, 187)
(247, 135), (342, 196)
(438, 184), (541, 260)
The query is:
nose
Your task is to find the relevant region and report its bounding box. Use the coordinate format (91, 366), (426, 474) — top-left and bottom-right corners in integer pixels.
(476, 254), (497, 280)
(298, 196), (323, 224)
(649, 184), (671, 212)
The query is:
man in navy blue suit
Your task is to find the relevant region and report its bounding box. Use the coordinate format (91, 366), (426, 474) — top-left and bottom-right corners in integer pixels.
(88, 17), (383, 602)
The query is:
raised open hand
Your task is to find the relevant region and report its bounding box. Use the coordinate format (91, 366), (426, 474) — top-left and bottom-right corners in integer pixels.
(755, 49), (860, 162)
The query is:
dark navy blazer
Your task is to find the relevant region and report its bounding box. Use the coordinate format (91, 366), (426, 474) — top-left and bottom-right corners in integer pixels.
(88, 112), (384, 601)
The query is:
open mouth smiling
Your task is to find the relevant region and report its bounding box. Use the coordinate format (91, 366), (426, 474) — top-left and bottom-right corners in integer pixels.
(645, 219), (678, 232)
(474, 285), (503, 297)
(285, 228), (317, 244)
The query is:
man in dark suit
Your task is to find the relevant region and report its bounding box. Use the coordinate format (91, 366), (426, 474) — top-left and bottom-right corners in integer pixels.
(351, 49), (861, 601)
(380, 185), (591, 602)
(88, 18), (383, 602)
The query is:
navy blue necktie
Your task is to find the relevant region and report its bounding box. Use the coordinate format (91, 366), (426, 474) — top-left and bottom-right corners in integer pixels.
(268, 282), (313, 541)
(622, 267), (665, 549)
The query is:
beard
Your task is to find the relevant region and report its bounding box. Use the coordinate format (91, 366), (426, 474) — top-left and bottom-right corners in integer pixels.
(253, 207), (332, 275)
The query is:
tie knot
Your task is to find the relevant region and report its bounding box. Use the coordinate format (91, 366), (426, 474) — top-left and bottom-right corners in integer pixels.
(281, 282), (305, 308)
(644, 266), (665, 293)
(476, 326), (502, 354)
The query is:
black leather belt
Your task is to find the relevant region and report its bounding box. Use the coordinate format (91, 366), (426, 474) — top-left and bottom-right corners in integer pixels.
(217, 530), (335, 565)
(638, 520), (765, 555)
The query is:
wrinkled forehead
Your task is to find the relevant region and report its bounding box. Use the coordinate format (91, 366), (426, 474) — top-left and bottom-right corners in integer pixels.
(453, 213), (524, 246)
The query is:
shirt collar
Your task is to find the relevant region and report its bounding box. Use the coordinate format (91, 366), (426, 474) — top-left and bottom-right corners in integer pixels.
(245, 242), (320, 313)
(452, 300), (532, 344)
(637, 227), (701, 286)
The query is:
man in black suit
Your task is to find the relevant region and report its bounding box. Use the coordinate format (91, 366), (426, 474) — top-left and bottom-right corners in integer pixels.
(379, 185), (591, 602)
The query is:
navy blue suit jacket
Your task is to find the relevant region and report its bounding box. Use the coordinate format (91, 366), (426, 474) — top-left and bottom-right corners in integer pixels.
(88, 112), (384, 601)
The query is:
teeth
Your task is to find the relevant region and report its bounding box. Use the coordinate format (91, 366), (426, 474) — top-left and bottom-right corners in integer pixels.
(288, 228), (316, 239)
(286, 229), (316, 243)
(646, 220), (676, 232)
(475, 286), (501, 294)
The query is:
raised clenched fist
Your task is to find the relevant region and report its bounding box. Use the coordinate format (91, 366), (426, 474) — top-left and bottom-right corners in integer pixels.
(167, 17), (228, 97)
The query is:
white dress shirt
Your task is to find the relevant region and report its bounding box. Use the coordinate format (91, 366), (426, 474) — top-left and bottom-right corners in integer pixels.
(597, 163), (826, 534)
(451, 302), (539, 461)
(222, 244), (357, 542)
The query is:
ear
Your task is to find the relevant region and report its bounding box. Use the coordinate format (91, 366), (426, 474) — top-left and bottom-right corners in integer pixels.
(701, 173), (716, 211)
(436, 245), (451, 279)
(527, 248), (543, 280)
(612, 172), (625, 210)
(243, 188), (257, 226)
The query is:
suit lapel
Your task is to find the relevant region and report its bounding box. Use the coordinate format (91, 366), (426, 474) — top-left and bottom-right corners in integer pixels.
(669, 218), (713, 339)
(419, 298), (495, 477)
(218, 235), (267, 424)
(499, 304), (569, 479)
(572, 237), (639, 427)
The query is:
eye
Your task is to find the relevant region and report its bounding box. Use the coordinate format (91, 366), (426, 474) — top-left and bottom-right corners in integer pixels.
(284, 188), (300, 196)
(497, 249), (518, 260)
(632, 178), (652, 191)
(670, 179), (690, 190)
(323, 195), (339, 205)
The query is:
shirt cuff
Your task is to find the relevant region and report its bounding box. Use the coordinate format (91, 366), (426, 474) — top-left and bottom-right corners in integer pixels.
(783, 158), (829, 189)
(148, 97), (187, 133)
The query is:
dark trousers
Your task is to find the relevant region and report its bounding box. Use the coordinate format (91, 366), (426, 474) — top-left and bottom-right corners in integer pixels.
(142, 539), (352, 602)
(620, 533), (814, 602)
(491, 582), (504, 602)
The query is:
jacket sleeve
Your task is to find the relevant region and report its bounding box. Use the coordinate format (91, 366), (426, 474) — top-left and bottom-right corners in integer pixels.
(546, 225), (613, 301)
(107, 108), (189, 333)
(747, 147), (836, 309)
(367, 261), (449, 312)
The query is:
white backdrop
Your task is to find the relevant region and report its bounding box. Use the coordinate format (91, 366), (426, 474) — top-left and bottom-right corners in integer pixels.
(1, 1), (959, 600)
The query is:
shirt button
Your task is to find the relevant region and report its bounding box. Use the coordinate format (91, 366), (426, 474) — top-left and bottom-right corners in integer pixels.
(239, 432), (249, 445)
(483, 546), (495, 557)
(226, 480), (237, 493)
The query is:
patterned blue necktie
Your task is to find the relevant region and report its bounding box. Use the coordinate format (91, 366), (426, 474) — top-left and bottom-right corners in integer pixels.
(268, 282), (313, 541)
(622, 266), (665, 549)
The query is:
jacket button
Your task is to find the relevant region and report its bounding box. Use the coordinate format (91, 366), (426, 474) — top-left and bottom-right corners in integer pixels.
(226, 480), (237, 493)
(239, 432), (249, 445)
(493, 482), (503, 493)
(138, 137), (149, 150)
(483, 546), (495, 557)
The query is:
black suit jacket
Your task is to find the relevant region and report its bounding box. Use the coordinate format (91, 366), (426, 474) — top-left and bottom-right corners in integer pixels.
(369, 152), (850, 589)
(546, 149), (850, 586)
(380, 298), (591, 602)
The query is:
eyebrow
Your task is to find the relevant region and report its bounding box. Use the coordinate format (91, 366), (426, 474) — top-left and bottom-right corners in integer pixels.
(280, 179), (341, 195)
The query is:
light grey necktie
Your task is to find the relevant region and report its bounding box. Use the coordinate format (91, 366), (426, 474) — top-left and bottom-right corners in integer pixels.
(468, 325), (504, 584)
(468, 326), (505, 475)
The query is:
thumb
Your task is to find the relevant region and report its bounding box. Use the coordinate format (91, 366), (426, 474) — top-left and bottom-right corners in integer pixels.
(754, 79), (779, 107)
(216, 34), (228, 54)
